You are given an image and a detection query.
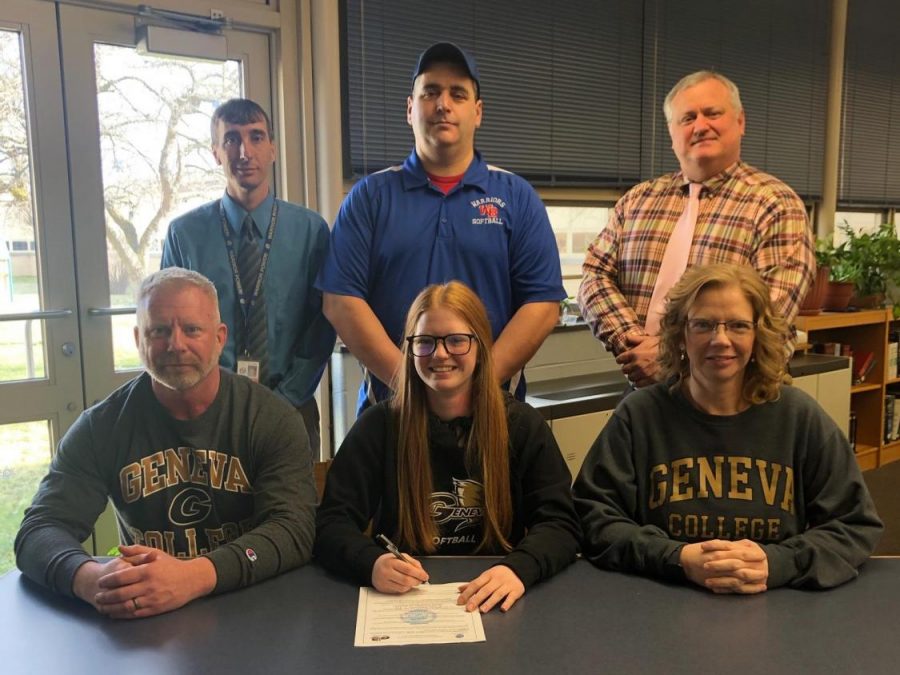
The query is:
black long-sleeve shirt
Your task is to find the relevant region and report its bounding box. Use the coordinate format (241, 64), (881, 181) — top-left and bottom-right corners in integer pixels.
(315, 398), (580, 588)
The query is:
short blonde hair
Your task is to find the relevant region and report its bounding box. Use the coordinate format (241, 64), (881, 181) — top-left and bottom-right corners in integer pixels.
(663, 71), (743, 124)
(657, 263), (790, 404)
(137, 268), (220, 323)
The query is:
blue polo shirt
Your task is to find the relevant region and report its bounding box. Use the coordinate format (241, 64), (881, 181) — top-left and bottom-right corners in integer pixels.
(161, 192), (336, 407)
(316, 150), (564, 409)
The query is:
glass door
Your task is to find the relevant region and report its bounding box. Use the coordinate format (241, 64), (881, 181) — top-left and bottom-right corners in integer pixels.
(0, 0), (83, 574)
(58, 3), (272, 553)
(58, 3), (272, 406)
(0, 0), (274, 569)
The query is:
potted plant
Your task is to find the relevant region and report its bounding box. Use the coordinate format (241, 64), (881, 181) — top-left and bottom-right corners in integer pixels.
(817, 235), (855, 311)
(800, 238), (835, 314)
(822, 222), (900, 310)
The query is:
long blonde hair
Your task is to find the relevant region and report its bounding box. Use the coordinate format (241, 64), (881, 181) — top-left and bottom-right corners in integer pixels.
(657, 263), (791, 404)
(391, 281), (512, 553)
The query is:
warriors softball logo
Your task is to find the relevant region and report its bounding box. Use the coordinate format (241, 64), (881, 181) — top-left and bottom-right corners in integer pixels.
(478, 204), (498, 218)
(470, 196), (506, 225)
(430, 478), (484, 532)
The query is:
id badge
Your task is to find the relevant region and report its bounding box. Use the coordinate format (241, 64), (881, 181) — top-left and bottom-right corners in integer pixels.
(237, 358), (261, 383)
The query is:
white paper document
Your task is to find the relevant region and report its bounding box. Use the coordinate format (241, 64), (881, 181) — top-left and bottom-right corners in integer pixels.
(354, 582), (486, 647)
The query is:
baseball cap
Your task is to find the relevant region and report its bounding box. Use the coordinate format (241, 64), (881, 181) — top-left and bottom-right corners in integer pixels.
(412, 42), (481, 98)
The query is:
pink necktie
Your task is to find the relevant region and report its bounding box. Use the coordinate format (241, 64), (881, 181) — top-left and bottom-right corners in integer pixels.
(644, 182), (702, 335)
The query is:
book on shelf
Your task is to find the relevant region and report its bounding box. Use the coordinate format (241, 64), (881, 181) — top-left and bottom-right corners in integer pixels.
(891, 331), (900, 378)
(853, 351), (877, 384)
(812, 341), (844, 357)
(848, 411), (858, 452)
(890, 341), (899, 379)
(887, 385), (900, 442)
(893, 397), (900, 442)
(886, 394), (895, 444)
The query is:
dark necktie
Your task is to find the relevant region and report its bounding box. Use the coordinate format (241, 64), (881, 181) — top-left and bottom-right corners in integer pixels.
(237, 214), (269, 386)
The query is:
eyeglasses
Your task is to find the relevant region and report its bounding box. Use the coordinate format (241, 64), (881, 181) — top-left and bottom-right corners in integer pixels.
(406, 333), (477, 357)
(686, 319), (756, 336)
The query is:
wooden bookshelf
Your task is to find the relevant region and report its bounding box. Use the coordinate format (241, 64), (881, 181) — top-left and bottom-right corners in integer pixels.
(881, 440), (900, 466)
(796, 309), (897, 470)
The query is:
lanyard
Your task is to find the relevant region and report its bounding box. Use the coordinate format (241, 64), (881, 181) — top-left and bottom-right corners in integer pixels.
(220, 199), (278, 330)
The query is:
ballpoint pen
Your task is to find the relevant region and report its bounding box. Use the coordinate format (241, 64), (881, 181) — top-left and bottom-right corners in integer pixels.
(375, 533), (409, 562)
(376, 534), (429, 583)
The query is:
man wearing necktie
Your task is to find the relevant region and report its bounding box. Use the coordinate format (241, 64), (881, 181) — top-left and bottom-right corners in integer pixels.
(236, 212), (269, 386)
(578, 71), (815, 388)
(161, 99), (335, 454)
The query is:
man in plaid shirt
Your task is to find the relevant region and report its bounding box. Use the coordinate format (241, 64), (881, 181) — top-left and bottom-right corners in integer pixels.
(578, 71), (814, 387)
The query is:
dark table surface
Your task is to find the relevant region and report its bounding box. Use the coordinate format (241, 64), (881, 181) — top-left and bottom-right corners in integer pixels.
(2, 557), (898, 675)
(864, 460), (900, 555)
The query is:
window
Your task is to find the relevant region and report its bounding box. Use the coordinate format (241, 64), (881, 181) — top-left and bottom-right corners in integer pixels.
(91, 43), (240, 370)
(839, 0), (900, 206)
(0, 28), (45, 383)
(342, 0), (828, 198)
(0, 420), (51, 574)
(833, 210), (892, 245)
(342, 0), (643, 186)
(640, 0), (829, 199)
(546, 205), (612, 298)
(342, 0), (831, 286)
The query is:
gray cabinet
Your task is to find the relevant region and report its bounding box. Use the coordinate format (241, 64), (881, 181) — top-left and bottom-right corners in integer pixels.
(791, 368), (851, 437)
(550, 410), (614, 482)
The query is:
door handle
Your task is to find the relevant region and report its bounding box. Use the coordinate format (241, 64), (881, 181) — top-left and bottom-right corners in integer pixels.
(87, 306), (136, 316)
(0, 309), (73, 321)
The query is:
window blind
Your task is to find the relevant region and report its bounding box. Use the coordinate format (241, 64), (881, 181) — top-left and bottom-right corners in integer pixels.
(343, 0), (828, 197)
(342, 0), (644, 186)
(640, 0), (829, 199)
(839, 0), (900, 207)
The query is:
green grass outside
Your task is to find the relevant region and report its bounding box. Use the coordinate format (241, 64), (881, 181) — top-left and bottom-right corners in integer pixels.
(0, 339), (46, 382)
(0, 422), (51, 575)
(10, 275), (38, 295)
(1, 279), (45, 382)
(0, 288), (140, 573)
(111, 311), (142, 370)
(0, 286), (141, 380)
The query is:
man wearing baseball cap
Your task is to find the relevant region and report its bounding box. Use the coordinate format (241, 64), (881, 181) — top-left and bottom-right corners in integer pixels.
(317, 42), (564, 413)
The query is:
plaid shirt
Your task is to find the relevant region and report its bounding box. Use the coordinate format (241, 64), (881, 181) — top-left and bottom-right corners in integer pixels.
(578, 161), (815, 354)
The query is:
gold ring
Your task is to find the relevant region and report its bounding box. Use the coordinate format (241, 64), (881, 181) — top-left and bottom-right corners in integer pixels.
(133, 597), (141, 611)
